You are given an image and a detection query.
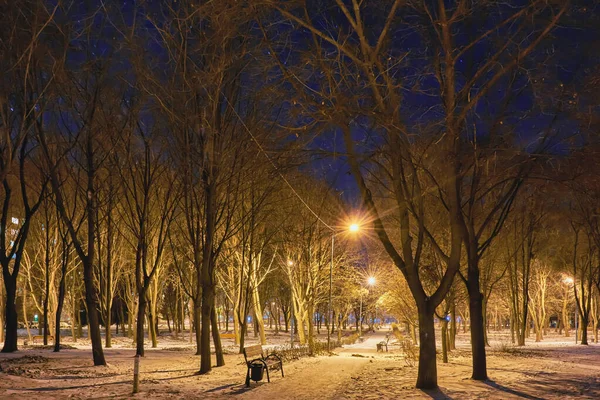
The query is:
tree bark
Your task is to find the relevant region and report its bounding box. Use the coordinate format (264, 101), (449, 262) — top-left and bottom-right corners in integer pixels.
(467, 272), (488, 381)
(1, 276), (18, 352)
(449, 300), (456, 350)
(136, 289), (147, 356)
(54, 244), (68, 352)
(194, 301), (202, 355)
(416, 308), (437, 389)
(441, 319), (448, 364)
(200, 282), (215, 373)
(211, 305), (225, 367)
(580, 316), (589, 345)
(83, 256), (106, 365)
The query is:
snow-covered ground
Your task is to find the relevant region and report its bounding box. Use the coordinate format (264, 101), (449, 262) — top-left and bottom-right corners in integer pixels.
(1, 327), (600, 399)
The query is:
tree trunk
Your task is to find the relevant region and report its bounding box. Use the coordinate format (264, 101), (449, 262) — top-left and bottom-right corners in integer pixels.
(482, 296), (489, 347)
(441, 319), (448, 364)
(105, 210), (113, 348)
(194, 301), (202, 354)
(83, 257), (106, 365)
(211, 305), (225, 367)
(252, 286), (266, 345)
(199, 283), (215, 374)
(307, 302), (315, 355)
(54, 252), (68, 352)
(1, 275), (18, 352)
(136, 289), (147, 356)
(0, 283), (4, 344)
(283, 307), (289, 333)
(449, 301), (456, 350)
(43, 248), (50, 346)
(415, 308), (437, 389)
(468, 274), (488, 381)
(580, 316), (589, 345)
(562, 296), (570, 337)
(238, 317), (248, 353)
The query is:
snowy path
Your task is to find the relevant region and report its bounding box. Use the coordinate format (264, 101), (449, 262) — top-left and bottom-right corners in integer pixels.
(5, 329), (600, 398)
(235, 331), (387, 399)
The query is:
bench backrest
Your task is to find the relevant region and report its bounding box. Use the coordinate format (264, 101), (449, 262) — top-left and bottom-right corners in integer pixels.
(243, 345), (264, 363)
(32, 335), (54, 341)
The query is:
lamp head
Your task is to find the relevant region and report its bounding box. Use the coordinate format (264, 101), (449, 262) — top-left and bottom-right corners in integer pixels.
(563, 276), (574, 285)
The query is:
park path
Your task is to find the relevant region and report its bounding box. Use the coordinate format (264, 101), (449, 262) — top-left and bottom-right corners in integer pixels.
(235, 330), (389, 400)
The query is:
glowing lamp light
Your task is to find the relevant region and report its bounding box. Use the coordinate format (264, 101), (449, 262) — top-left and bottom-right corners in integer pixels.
(563, 276), (574, 285)
(367, 276), (376, 286)
(349, 223), (360, 232)
(287, 260), (294, 266)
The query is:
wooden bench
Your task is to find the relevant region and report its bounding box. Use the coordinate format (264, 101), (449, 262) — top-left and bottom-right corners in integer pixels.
(32, 335), (54, 345)
(243, 344), (284, 387)
(220, 332), (236, 339)
(377, 334), (390, 352)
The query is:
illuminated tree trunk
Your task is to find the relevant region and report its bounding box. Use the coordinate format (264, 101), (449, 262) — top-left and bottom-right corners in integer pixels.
(54, 237), (69, 352)
(449, 301), (456, 350)
(1, 275), (18, 352)
(466, 262), (487, 380)
(415, 307), (437, 389)
(251, 267), (267, 345)
(136, 286), (148, 356)
(211, 306), (225, 366)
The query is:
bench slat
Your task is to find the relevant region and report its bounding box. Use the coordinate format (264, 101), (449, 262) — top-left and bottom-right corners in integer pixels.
(220, 333), (236, 339)
(243, 345), (264, 359)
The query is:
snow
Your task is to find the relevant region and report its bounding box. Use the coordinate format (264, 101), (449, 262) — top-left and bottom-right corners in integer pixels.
(2, 328), (600, 399)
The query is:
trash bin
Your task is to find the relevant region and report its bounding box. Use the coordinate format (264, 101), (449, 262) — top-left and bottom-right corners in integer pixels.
(250, 362), (265, 382)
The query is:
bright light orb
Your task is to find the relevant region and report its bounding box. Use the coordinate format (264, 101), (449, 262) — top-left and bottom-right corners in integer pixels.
(563, 276), (574, 285)
(287, 260), (294, 266)
(349, 223), (360, 232)
(367, 276), (376, 286)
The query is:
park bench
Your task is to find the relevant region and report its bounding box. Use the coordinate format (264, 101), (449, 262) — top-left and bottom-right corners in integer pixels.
(243, 344), (284, 387)
(32, 335), (54, 345)
(220, 332), (236, 339)
(377, 334), (390, 352)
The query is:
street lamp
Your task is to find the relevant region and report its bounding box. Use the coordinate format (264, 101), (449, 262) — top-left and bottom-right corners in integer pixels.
(327, 222), (361, 353)
(287, 260), (294, 348)
(359, 276), (375, 337)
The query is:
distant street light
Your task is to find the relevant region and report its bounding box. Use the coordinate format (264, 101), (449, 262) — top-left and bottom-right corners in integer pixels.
(563, 276), (574, 285)
(359, 276), (376, 337)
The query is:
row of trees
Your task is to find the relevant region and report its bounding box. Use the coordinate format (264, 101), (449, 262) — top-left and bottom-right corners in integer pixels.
(2, 0), (600, 391)
(256, 0), (599, 390)
(381, 177), (600, 353)
(0, 0), (370, 375)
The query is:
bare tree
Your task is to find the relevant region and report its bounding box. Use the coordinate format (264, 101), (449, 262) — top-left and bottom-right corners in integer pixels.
(116, 121), (178, 356)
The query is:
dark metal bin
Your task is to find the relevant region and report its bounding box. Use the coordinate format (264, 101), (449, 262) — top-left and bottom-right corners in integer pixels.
(250, 362), (265, 382)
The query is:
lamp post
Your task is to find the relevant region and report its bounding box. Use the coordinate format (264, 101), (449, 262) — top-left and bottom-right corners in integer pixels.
(327, 222), (361, 353)
(288, 260), (295, 349)
(359, 277), (375, 337)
